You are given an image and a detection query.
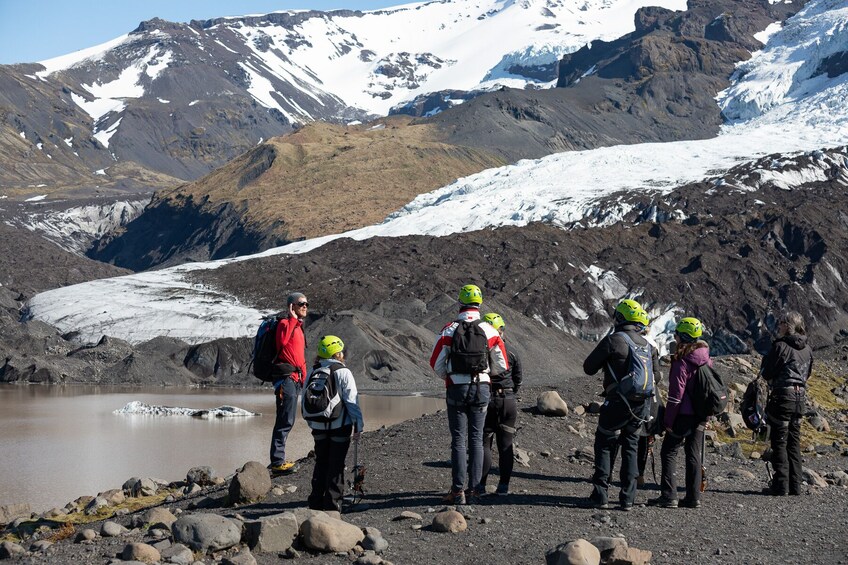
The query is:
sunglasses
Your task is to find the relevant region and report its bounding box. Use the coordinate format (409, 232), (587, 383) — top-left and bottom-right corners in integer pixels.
(295, 302), (309, 307)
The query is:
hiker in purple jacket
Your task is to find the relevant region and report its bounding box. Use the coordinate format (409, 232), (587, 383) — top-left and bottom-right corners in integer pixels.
(649, 317), (711, 509)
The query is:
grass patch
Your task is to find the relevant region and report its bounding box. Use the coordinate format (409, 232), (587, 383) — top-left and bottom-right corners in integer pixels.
(714, 427), (768, 457)
(807, 366), (848, 412)
(57, 492), (172, 525)
(712, 420), (843, 456)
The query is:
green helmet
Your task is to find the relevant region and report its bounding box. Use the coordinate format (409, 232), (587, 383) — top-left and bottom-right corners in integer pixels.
(483, 312), (505, 331)
(675, 317), (703, 340)
(615, 299), (649, 326)
(458, 284), (483, 305)
(317, 335), (344, 359)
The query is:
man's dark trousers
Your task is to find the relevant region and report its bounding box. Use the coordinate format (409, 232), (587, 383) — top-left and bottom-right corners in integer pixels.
(270, 377), (301, 466)
(591, 396), (647, 506)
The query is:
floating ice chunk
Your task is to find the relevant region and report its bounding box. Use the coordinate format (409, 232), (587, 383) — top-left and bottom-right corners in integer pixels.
(114, 401), (259, 418)
(25, 195), (48, 202)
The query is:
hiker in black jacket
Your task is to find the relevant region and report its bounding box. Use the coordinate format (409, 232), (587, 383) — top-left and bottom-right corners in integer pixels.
(761, 310), (813, 496)
(583, 299), (660, 511)
(480, 312), (523, 495)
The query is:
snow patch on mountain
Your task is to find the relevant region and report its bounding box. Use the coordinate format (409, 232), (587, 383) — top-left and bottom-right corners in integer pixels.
(35, 34), (131, 78)
(27, 0), (848, 345)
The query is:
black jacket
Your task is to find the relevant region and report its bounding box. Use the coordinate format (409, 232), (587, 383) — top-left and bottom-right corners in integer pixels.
(583, 323), (661, 393)
(761, 334), (813, 388)
(491, 350), (523, 390)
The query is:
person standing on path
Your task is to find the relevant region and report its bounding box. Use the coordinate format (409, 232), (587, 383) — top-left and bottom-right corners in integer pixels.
(430, 284), (508, 505)
(269, 292), (309, 475)
(479, 312), (523, 496)
(761, 310), (813, 496)
(304, 335), (364, 512)
(648, 317), (710, 509)
(583, 299), (658, 511)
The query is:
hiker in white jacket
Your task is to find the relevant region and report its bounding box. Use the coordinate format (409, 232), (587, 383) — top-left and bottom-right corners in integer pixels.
(303, 335), (364, 512)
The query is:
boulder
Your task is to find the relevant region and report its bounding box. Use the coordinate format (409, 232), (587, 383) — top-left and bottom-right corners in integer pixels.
(172, 514), (242, 552)
(431, 510), (467, 533)
(802, 467), (828, 488)
(546, 538), (601, 565)
(393, 511), (422, 521)
(121, 542), (161, 563)
(809, 414), (830, 433)
(186, 466), (215, 486)
(122, 477), (141, 493)
(229, 461), (272, 504)
(160, 543), (194, 564)
(825, 470), (848, 486)
(300, 513), (365, 552)
(131, 478), (158, 497)
(244, 512), (298, 553)
(537, 391), (569, 416)
(0, 541), (26, 559)
(0, 503), (31, 525)
(514, 447), (531, 467)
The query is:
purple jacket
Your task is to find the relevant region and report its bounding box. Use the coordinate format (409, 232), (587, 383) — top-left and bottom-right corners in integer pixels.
(664, 343), (712, 428)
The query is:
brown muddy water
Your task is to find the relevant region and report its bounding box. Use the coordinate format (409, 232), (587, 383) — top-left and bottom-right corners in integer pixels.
(0, 385), (444, 513)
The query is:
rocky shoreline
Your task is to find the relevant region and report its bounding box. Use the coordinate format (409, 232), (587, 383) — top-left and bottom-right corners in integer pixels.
(2, 366), (847, 565)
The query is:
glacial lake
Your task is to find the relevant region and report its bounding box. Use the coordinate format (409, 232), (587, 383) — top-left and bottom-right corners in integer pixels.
(0, 385), (445, 513)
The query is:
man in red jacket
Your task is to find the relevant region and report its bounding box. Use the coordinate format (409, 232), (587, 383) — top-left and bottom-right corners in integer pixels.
(269, 292), (309, 475)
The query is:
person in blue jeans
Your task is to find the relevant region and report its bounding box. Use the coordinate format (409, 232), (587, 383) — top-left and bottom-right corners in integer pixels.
(430, 284), (508, 504)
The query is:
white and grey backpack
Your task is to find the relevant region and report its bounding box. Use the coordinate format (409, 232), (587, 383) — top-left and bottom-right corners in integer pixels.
(302, 363), (344, 424)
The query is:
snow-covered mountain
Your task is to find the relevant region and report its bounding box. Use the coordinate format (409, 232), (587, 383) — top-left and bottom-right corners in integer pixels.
(1, 0), (686, 192)
(26, 0), (848, 351)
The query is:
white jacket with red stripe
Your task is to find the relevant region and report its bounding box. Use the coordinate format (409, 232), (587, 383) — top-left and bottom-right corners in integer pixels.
(429, 308), (509, 385)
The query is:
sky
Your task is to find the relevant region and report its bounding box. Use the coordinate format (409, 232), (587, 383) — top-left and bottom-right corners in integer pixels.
(0, 0), (402, 64)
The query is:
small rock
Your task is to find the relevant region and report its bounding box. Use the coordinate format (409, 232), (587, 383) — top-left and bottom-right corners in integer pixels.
(300, 513), (365, 552)
(99, 488), (126, 506)
(172, 514), (242, 552)
(229, 461), (273, 504)
(432, 510), (467, 533)
(545, 538), (600, 565)
(144, 507), (178, 530)
(393, 511), (422, 521)
(186, 466), (215, 486)
(514, 447), (531, 468)
(83, 496), (109, 515)
(121, 542), (161, 563)
(727, 469), (756, 481)
(184, 483), (203, 496)
(75, 528), (97, 543)
(160, 543), (194, 565)
(362, 533), (389, 552)
(270, 486), (286, 496)
(824, 470), (848, 486)
(355, 552), (384, 565)
(244, 512), (298, 553)
(574, 405), (586, 416)
(537, 391), (569, 416)
(133, 478), (159, 498)
(222, 549), (257, 565)
(802, 467), (828, 488)
(589, 536), (627, 556)
(541, 450), (552, 457)
(29, 540), (53, 552)
(809, 414), (830, 433)
(605, 545), (652, 565)
(101, 520), (129, 537)
(0, 541), (26, 559)
(750, 451), (761, 460)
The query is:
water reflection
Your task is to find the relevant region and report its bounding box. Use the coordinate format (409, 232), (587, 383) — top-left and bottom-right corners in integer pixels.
(0, 385), (443, 513)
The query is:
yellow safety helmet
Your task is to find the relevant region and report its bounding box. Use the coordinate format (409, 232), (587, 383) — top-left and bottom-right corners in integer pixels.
(675, 317), (703, 341)
(317, 335), (344, 359)
(458, 284), (483, 305)
(483, 312), (505, 331)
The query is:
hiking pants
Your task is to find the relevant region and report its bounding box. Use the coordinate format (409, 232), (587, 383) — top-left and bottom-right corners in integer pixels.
(767, 386), (805, 495)
(270, 377), (302, 466)
(591, 397), (648, 506)
(308, 425), (352, 512)
(481, 389), (517, 488)
(659, 415), (705, 502)
(446, 383), (490, 493)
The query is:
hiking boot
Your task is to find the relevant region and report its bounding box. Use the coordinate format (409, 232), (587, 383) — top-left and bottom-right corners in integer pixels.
(647, 496), (678, 508)
(619, 502), (633, 512)
(636, 475), (645, 487)
(761, 487), (787, 496)
(679, 498), (701, 509)
(586, 497), (609, 509)
(269, 462), (297, 475)
(495, 483), (510, 496)
(443, 490), (466, 505)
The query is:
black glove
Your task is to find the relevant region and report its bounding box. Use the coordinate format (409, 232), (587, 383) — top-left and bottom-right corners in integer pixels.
(513, 384), (521, 398)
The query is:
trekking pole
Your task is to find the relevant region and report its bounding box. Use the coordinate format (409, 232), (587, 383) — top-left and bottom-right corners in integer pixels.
(699, 424), (708, 493)
(648, 435), (658, 484)
(350, 436), (366, 505)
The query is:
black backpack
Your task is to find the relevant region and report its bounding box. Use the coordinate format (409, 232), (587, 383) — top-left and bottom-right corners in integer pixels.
(741, 376), (769, 433)
(691, 364), (729, 419)
(302, 363), (344, 423)
(250, 317), (280, 382)
(449, 320), (489, 375)
(607, 332), (655, 402)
